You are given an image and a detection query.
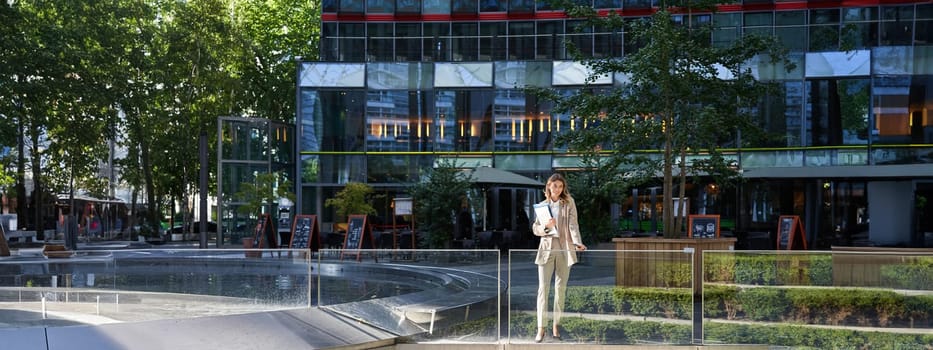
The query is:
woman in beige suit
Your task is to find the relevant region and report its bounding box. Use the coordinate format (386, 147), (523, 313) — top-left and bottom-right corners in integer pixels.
(531, 173), (586, 342)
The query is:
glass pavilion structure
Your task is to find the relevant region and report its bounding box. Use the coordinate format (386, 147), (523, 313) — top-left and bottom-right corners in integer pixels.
(296, 0), (933, 248)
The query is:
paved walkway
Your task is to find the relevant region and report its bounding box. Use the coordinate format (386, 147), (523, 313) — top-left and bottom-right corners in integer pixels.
(1, 307), (397, 350)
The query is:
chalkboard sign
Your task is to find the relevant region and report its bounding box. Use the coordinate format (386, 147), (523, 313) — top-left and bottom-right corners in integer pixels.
(687, 215), (720, 238)
(252, 213), (274, 249)
(340, 215), (377, 262)
(0, 224), (10, 257)
(776, 215), (807, 250)
(289, 214), (320, 252)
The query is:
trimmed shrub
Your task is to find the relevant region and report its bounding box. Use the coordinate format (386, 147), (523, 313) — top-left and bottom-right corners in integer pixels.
(880, 257), (933, 290)
(736, 287), (787, 321)
(703, 284), (740, 319)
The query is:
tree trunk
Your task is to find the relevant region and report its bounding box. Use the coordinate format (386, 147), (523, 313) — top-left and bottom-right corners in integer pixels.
(30, 127), (42, 236)
(141, 138), (158, 232)
(129, 188), (138, 241)
(675, 145), (688, 236)
(662, 114), (674, 236)
(15, 113), (26, 230)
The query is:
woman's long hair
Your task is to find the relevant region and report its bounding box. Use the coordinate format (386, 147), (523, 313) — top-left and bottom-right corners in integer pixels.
(545, 173), (571, 202)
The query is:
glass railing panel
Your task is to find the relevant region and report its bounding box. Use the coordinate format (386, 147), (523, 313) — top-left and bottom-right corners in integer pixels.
(316, 249), (502, 341)
(508, 249), (694, 345)
(0, 248), (312, 328)
(804, 149), (833, 166)
(741, 150), (804, 168)
(703, 250), (933, 348)
(836, 148), (870, 165)
(872, 146), (933, 165)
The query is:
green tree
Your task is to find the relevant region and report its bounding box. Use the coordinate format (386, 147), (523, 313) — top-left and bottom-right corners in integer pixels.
(3, 1), (137, 237)
(325, 182), (377, 222)
(236, 171), (295, 220)
(230, 0), (321, 122)
(540, 0), (792, 237)
(565, 153), (633, 243)
(1, 0), (321, 237)
(409, 161), (472, 249)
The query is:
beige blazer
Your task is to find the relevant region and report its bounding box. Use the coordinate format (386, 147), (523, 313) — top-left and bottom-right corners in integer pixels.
(532, 196), (583, 266)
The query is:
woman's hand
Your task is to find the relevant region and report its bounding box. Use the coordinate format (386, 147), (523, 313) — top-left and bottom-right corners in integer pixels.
(575, 243), (587, 251)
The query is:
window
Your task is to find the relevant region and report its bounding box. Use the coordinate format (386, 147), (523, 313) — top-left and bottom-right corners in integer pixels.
(365, 91), (433, 151)
(567, 20), (594, 58)
(423, 0), (450, 14)
(318, 90), (367, 152)
(396, 23), (422, 61)
(593, 24), (621, 58)
(493, 90), (554, 151)
(595, 0), (621, 9)
(713, 13), (741, 48)
(774, 11), (807, 51)
(339, 23), (366, 62)
(367, 0), (394, 13)
(744, 12), (773, 38)
(480, 0), (501, 12)
(806, 78), (869, 146)
(424, 23), (450, 62)
(881, 5), (914, 45)
(339, 0), (364, 13)
(480, 22), (506, 60)
(453, 22), (479, 61)
(508, 22), (535, 60)
(842, 7), (878, 49)
(809, 9), (840, 51)
(872, 75), (933, 144)
(322, 23), (339, 61)
(435, 90), (495, 152)
(536, 21), (564, 60)
(509, 0), (534, 13)
(368, 23), (394, 61)
(753, 81), (803, 148)
(452, 0), (478, 13)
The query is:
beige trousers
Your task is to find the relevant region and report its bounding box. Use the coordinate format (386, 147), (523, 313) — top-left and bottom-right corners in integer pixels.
(536, 249), (570, 328)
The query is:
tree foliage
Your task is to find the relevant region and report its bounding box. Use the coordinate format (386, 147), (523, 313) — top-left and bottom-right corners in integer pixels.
(0, 0), (320, 234)
(325, 182), (377, 222)
(235, 171), (295, 219)
(409, 161), (473, 249)
(539, 0), (792, 237)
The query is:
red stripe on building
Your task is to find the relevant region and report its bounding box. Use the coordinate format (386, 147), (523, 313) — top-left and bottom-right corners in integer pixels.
(422, 14), (451, 21)
(535, 11), (568, 20)
(477, 12), (509, 21)
(365, 14), (394, 21)
(773, 2), (809, 10)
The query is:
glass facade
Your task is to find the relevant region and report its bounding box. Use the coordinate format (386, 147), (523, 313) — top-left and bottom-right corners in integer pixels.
(217, 117), (296, 246)
(303, 1), (933, 247)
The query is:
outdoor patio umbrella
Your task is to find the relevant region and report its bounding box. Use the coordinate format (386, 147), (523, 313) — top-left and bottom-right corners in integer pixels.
(463, 166), (543, 231)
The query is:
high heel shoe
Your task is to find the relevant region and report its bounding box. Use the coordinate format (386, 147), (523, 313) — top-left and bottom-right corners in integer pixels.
(552, 325), (562, 340)
(534, 328), (545, 343)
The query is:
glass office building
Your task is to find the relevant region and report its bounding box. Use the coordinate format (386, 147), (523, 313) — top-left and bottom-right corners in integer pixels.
(296, 0), (933, 248)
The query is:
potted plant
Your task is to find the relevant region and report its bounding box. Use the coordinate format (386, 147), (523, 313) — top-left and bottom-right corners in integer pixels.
(325, 182), (376, 232)
(236, 172), (295, 251)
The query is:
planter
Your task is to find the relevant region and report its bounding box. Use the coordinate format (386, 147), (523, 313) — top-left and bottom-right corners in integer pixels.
(42, 244), (74, 259)
(612, 237), (736, 294)
(242, 237), (261, 258)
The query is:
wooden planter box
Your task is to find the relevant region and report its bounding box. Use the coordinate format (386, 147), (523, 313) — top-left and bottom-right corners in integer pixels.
(612, 237), (736, 294)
